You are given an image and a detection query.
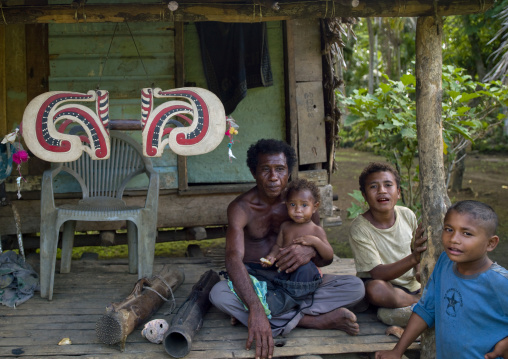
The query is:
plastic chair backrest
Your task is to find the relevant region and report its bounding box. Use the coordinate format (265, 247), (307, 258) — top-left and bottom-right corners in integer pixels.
(55, 132), (152, 201)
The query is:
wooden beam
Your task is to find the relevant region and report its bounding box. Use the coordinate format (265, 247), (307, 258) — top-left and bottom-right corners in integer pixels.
(284, 20), (299, 178)
(5, 24), (27, 133)
(0, 0), (495, 24)
(415, 16), (450, 359)
(25, 24), (49, 104)
(175, 21), (189, 192)
(0, 26), (6, 136)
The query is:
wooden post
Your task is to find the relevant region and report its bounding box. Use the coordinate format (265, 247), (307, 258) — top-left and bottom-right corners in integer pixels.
(415, 16), (450, 359)
(5, 24), (27, 133)
(0, 26), (6, 136)
(175, 22), (188, 192)
(284, 20), (299, 179)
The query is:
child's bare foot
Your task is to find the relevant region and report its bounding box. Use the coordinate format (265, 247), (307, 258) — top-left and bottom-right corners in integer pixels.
(299, 307), (359, 335)
(230, 316), (239, 326)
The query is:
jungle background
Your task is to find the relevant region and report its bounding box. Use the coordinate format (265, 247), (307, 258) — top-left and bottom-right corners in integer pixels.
(68, 3), (508, 269)
(327, 1), (508, 270)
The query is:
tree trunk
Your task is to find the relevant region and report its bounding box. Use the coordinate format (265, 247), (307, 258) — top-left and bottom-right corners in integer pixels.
(415, 16), (451, 359)
(450, 147), (466, 192)
(367, 17), (375, 94)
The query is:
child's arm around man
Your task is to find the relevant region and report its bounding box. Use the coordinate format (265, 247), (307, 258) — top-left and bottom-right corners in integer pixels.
(376, 200), (508, 359)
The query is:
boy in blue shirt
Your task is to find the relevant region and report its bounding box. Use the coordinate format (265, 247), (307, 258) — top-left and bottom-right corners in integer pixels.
(376, 200), (508, 359)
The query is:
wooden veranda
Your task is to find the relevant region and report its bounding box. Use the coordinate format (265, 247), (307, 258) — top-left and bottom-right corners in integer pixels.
(0, 251), (420, 359)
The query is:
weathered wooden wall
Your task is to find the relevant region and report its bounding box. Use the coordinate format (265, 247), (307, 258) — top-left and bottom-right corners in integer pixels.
(184, 21), (287, 184)
(0, 19), (317, 238)
(293, 19), (327, 166)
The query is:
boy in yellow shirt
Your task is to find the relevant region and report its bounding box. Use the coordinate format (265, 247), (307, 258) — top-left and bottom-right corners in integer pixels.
(348, 163), (427, 323)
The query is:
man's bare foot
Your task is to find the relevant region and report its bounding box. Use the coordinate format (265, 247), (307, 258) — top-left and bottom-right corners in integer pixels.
(298, 307), (359, 335)
(230, 316), (239, 326)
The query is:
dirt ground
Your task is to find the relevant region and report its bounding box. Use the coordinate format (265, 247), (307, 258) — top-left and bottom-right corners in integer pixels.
(327, 147), (508, 269)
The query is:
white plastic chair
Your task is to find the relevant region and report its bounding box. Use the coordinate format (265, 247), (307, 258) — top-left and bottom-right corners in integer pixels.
(39, 131), (159, 300)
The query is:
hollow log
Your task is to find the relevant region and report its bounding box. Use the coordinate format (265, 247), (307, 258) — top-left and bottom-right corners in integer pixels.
(0, 0), (495, 24)
(164, 269), (220, 358)
(95, 264), (185, 351)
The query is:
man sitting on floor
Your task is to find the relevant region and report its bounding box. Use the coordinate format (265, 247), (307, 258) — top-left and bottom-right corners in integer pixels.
(209, 139), (366, 359)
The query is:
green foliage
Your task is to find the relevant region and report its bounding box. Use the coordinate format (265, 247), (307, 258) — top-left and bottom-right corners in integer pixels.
(442, 0), (508, 80)
(473, 125), (508, 153)
(346, 190), (368, 219)
(342, 18), (416, 95)
(338, 65), (508, 212)
(338, 72), (420, 210)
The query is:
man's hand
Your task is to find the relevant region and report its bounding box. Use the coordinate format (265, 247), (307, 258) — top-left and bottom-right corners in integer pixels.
(246, 310), (274, 359)
(485, 336), (508, 359)
(275, 244), (315, 274)
(412, 224), (427, 263)
(292, 235), (318, 247)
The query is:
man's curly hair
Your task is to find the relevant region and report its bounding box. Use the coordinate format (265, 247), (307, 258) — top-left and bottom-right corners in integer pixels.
(286, 178), (320, 203)
(359, 162), (401, 194)
(246, 139), (297, 174)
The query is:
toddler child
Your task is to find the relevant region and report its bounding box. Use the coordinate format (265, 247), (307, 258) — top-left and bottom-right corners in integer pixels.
(259, 178), (334, 315)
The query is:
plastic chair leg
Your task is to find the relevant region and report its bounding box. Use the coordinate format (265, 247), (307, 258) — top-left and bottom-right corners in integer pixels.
(137, 214), (157, 279)
(40, 216), (59, 300)
(60, 220), (77, 273)
(127, 221), (137, 274)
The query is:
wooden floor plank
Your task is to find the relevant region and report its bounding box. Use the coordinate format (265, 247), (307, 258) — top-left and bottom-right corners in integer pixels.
(0, 254), (420, 358)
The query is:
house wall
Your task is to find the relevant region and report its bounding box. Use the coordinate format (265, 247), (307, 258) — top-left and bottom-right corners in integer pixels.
(184, 21), (286, 184)
(43, 21), (286, 190)
(48, 21), (179, 191)
(0, 20), (288, 236)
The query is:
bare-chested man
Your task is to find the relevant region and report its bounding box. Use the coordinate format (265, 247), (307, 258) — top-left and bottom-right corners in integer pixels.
(209, 139), (366, 359)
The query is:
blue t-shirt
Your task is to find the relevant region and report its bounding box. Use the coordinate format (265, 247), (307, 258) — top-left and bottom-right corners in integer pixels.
(414, 252), (508, 359)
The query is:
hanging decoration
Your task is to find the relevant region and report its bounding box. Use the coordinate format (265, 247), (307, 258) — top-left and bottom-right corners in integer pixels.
(20, 87), (226, 161)
(21, 90), (111, 162)
(2, 128), (29, 199)
(225, 116), (239, 162)
(141, 87), (226, 157)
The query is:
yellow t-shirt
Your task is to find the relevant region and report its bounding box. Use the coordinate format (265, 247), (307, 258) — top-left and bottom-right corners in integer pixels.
(348, 205), (420, 292)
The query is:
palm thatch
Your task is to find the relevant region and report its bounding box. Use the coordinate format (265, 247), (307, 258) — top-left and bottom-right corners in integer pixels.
(483, 6), (508, 82)
(321, 17), (357, 172)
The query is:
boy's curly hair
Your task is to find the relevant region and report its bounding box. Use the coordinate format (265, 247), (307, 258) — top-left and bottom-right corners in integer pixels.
(286, 178), (320, 203)
(359, 162), (401, 194)
(447, 200), (498, 236)
(246, 139), (297, 174)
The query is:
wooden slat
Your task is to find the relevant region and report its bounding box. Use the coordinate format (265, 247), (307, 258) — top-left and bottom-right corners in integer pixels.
(293, 18), (322, 82)
(296, 81), (327, 165)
